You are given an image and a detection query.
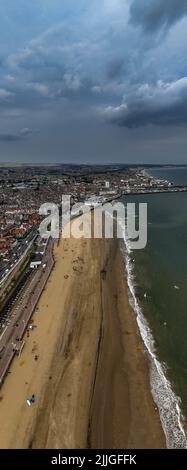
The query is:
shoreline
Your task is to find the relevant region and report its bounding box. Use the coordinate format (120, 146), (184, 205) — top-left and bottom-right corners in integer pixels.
(0, 232), (165, 449)
(122, 231), (187, 449)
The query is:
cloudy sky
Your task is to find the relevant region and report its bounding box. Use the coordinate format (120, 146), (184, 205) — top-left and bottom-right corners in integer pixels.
(0, 0), (187, 164)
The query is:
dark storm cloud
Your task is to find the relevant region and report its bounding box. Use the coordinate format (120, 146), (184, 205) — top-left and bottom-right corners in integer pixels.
(0, 134), (21, 142)
(106, 58), (124, 80)
(103, 78), (187, 128)
(0, 127), (33, 142)
(1, 0), (187, 163)
(130, 0), (187, 34)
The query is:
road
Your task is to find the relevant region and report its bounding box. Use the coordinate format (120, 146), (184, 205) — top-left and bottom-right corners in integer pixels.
(0, 230), (37, 286)
(0, 238), (54, 386)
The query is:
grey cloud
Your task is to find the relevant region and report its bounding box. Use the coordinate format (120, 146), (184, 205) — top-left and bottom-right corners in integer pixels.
(0, 88), (13, 99)
(0, 133), (22, 142)
(130, 0), (187, 33)
(106, 58), (124, 80)
(103, 77), (187, 128)
(0, 127), (33, 142)
(5, 13), (132, 98)
(19, 127), (33, 136)
(27, 82), (50, 96)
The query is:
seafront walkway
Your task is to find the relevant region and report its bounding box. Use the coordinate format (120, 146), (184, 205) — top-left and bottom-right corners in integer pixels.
(0, 238), (54, 386)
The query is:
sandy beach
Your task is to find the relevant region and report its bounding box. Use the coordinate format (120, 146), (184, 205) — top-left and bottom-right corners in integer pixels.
(0, 229), (166, 448)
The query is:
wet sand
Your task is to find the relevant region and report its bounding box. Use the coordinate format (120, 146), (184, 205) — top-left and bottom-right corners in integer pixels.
(0, 234), (165, 448)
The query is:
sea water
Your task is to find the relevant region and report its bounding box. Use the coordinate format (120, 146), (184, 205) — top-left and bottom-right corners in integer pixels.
(120, 169), (187, 448)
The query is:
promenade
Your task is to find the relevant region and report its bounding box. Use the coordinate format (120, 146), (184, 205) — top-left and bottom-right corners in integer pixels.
(0, 238), (54, 386)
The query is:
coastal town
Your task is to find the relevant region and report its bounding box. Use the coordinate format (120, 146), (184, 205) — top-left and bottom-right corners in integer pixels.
(0, 164), (185, 259)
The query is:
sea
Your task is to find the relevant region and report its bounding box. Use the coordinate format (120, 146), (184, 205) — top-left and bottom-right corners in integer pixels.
(120, 168), (187, 449)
